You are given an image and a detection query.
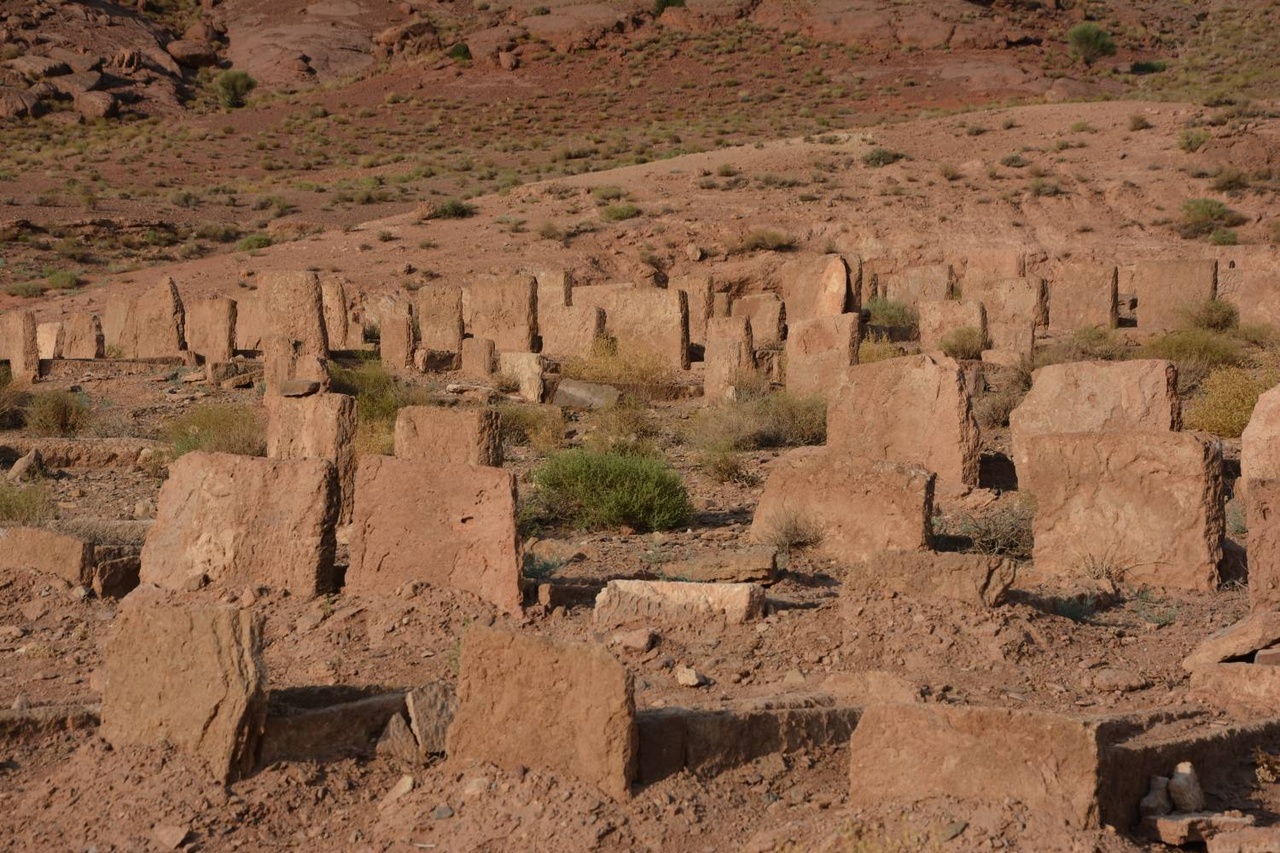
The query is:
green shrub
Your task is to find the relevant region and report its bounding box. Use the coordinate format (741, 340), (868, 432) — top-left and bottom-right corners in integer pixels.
(46, 270), (80, 290)
(654, 0), (685, 13)
(167, 403), (266, 456)
(862, 147), (905, 167)
(1183, 367), (1262, 437)
(1177, 198), (1247, 239)
(601, 203), (641, 222)
(1209, 228), (1239, 246)
(447, 43), (472, 62)
(1034, 327), (1126, 368)
(1179, 129), (1211, 153)
(1141, 329), (1241, 390)
(8, 281), (45, 298)
(429, 198), (477, 219)
(1067, 23), (1116, 66)
(1186, 298), (1239, 332)
(865, 297), (919, 338)
(529, 450), (693, 532)
(328, 361), (431, 455)
(0, 384), (23, 428)
(235, 234), (273, 251)
(0, 480), (52, 526)
(24, 391), (90, 437)
(940, 326), (988, 360)
(214, 70), (257, 108)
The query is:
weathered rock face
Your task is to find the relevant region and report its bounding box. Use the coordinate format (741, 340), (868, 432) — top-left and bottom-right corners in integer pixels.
(703, 315), (755, 401)
(1049, 261), (1118, 332)
(732, 294), (784, 349)
(346, 456), (521, 613)
(827, 354), (980, 489)
(116, 276), (186, 359)
(140, 452), (339, 596)
(1021, 432), (1224, 590)
(964, 275), (1045, 360)
(876, 263), (952, 308)
(259, 271), (330, 394)
(266, 393), (358, 524)
(1246, 479), (1280, 611)
(447, 627), (637, 799)
(1242, 384), (1280, 486)
(460, 337), (496, 379)
(0, 527), (94, 586)
(61, 313), (104, 360)
(540, 303), (606, 359)
(575, 285), (690, 370)
(393, 406), (502, 468)
(234, 296), (265, 352)
(848, 704), (1105, 829)
(750, 446), (934, 564)
(785, 313), (859, 397)
(917, 299), (986, 354)
(417, 284), (465, 354)
(1132, 259), (1218, 332)
(36, 322), (63, 361)
(101, 605), (267, 783)
(1009, 359), (1180, 474)
(320, 275), (354, 350)
(843, 550), (1017, 607)
(185, 296), (237, 364)
(1220, 253), (1280, 328)
(594, 580), (766, 626)
(468, 274), (537, 352)
(0, 310), (39, 384)
(670, 273), (714, 346)
(380, 308), (414, 374)
(498, 351), (546, 402)
(778, 254), (856, 321)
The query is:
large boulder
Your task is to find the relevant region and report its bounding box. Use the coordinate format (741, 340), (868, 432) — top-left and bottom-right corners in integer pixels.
(101, 605), (266, 783)
(140, 452), (339, 596)
(345, 456), (521, 613)
(1020, 432), (1224, 590)
(1008, 359), (1180, 474)
(447, 627), (637, 799)
(750, 446), (934, 564)
(828, 354), (980, 490)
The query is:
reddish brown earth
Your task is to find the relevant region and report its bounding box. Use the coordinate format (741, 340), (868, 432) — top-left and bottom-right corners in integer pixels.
(4, 0), (1280, 850)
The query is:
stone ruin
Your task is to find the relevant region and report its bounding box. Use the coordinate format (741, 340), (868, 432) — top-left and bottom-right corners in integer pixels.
(7, 245), (1280, 850)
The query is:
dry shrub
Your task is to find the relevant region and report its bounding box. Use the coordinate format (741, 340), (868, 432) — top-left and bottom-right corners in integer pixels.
(24, 391), (91, 437)
(0, 480), (52, 525)
(686, 392), (826, 454)
(940, 326), (987, 360)
(758, 508), (822, 551)
(858, 332), (907, 364)
(947, 495), (1035, 560)
(1184, 367), (1262, 437)
(699, 447), (757, 485)
(973, 366), (1032, 429)
(581, 400), (659, 456)
(1185, 298), (1239, 332)
(562, 337), (676, 387)
(0, 381), (25, 429)
(495, 402), (565, 455)
(1033, 327), (1127, 367)
(167, 403), (266, 457)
